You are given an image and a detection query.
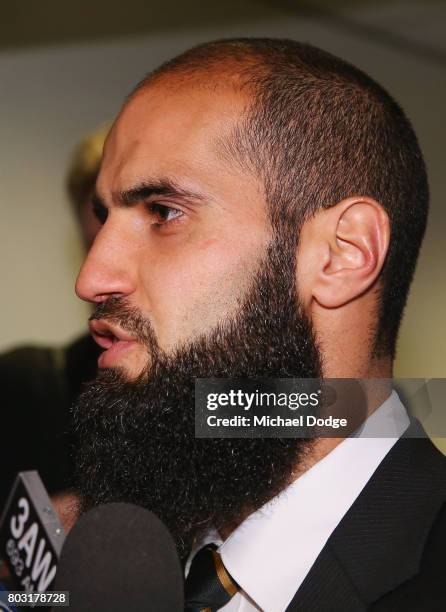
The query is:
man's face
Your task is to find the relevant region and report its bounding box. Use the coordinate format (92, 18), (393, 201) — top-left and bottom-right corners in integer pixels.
(76, 84), (270, 377)
(73, 80), (322, 556)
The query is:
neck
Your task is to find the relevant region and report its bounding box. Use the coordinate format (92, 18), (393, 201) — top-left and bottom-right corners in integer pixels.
(292, 354), (393, 484)
(218, 356), (393, 542)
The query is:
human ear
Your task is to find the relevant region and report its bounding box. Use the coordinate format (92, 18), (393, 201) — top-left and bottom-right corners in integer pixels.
(297, 197), (390, 308)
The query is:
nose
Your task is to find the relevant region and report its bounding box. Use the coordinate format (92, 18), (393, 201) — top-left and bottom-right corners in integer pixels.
(75, 218), (137, 304)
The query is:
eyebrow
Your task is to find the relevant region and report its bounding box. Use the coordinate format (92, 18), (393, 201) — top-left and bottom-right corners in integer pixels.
(93, 177), (208, 211)
(91, 178), (212, 218)
(121, 177), (208, 206)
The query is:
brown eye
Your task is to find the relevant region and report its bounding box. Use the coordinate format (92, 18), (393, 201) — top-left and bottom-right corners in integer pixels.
(147, 203), (184, 224)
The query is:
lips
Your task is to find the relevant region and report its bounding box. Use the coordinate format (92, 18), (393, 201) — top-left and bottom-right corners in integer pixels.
(89, 319), (137, 368)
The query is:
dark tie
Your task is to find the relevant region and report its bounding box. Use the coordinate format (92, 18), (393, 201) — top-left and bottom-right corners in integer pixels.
(185, 544), (239, 611)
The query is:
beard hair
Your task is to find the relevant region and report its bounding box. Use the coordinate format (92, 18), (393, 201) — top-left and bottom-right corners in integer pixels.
(72, 235), (322, 560)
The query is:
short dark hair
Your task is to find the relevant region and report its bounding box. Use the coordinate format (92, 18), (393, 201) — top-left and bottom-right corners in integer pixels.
(134, 38), (429, 359)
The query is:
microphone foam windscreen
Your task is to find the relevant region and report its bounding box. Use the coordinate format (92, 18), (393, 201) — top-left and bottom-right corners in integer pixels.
(55, 502), (183, 611)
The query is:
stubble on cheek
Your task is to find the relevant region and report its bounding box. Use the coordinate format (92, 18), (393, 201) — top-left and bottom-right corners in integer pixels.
(159, 244), (267, 353)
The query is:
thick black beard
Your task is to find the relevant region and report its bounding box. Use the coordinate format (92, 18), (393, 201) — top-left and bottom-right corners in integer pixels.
(72, 238), (322, 560)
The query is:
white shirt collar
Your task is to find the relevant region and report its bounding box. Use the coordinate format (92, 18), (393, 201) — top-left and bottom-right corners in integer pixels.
(187, 391), (409, 612)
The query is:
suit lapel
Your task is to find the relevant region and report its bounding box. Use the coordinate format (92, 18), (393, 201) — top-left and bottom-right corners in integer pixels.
(287, 422), (446, 611)
(286, 541), (366, 611)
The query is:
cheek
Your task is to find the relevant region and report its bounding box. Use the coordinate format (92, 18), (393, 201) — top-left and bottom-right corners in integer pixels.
(142, 238), (264, 350)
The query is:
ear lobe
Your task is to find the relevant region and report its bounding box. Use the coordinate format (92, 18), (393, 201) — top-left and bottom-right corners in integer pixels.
(314, 198), (390, 308)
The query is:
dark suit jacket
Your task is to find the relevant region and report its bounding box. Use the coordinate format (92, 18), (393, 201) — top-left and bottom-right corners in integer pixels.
(286, 421), (446, 611)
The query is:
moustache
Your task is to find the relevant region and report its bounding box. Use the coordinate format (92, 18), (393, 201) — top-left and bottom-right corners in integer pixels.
(89, 297), (159, 355)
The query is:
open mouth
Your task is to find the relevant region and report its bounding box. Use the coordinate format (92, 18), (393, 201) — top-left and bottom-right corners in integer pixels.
(91, 326), (119, 350)
(89, 320), (137, 368)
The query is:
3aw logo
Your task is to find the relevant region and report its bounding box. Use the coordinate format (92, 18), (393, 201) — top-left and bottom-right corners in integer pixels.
(7, 497), (57, 592)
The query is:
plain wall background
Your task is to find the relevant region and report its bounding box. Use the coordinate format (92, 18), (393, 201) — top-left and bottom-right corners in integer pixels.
(0, 1), (445, 377)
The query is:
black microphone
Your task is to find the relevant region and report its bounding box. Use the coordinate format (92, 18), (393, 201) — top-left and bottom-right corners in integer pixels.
(55, 502), (184, 611)
(0, 471), (64, 592)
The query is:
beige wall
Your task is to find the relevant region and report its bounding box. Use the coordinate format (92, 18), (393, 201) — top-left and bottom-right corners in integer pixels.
(0, 4), (444, 377)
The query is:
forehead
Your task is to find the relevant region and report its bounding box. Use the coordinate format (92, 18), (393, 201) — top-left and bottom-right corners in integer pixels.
(98, 82), (249, 198)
